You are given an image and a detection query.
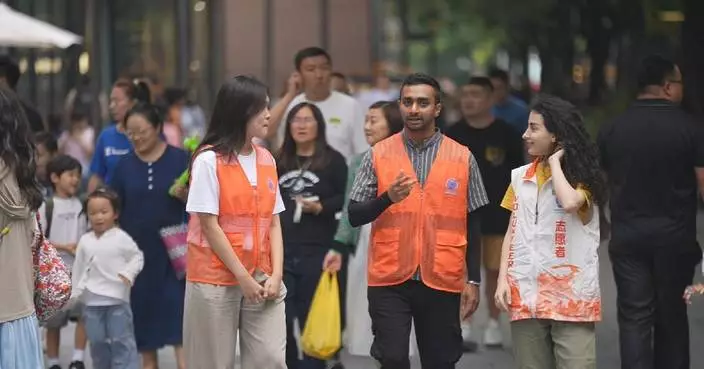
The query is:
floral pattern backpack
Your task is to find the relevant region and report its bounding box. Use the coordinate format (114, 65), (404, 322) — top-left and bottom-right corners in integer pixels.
(33, 213), (72, 322)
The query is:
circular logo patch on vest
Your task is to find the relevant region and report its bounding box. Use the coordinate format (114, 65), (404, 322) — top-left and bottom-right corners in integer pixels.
(267, 178), (276, 193)
(445, 178), (458, 195)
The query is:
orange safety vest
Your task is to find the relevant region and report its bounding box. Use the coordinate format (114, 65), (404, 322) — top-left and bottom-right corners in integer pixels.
(186, 145), (278, 286)
(370, 133), (470, 293)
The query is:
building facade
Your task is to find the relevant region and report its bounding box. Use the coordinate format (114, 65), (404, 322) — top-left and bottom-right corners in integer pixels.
(2, 0), (383, 126)
(221, 0), (374, 95)
(3, 0), (86, 124)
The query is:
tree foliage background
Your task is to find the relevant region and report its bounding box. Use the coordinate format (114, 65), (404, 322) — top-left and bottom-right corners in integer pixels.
(392, 0), (703, 119)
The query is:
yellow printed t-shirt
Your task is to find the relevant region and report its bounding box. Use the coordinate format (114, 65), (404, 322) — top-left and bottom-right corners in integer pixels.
(501, 161), (592, 224)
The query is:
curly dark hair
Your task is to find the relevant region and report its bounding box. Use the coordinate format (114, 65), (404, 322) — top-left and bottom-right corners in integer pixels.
(0, 86), (43, 210)
(530, 94), (607, 207)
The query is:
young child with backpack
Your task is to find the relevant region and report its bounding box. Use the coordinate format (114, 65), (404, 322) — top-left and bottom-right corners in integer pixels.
(38, 155), (89, 369)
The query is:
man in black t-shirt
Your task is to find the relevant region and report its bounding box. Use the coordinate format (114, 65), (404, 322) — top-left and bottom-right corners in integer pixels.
(0, 56), (44, 133)
(598, 55), (704, 369)
(446, 77), (524, 349)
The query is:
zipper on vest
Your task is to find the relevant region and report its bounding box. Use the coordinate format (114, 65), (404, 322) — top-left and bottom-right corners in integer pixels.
(253, 185), (260, 266)
(418, 190), (424, 270)
(534, 187), (539, 225)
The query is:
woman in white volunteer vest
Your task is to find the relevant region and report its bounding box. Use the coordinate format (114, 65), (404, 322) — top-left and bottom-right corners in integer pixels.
(494, 94), (607, 369)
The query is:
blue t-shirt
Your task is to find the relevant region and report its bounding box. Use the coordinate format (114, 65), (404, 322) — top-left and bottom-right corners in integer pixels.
(89, 124), (132, 184)
(492, 96), (530, 134)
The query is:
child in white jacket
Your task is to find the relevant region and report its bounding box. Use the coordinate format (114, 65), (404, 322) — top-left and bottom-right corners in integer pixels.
(71, 188), (144, 369)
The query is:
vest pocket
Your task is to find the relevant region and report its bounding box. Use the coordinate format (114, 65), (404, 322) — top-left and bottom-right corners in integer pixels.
(211, 233), (245, 269)
(433, 230), (466, 278)
(370, 228), (401, 278)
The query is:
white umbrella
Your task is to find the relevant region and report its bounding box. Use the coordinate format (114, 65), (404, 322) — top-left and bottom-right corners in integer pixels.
(0, 3), (82, 49)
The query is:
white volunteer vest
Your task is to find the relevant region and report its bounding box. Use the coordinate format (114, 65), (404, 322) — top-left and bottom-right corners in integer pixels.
(506, 162), (601, 322)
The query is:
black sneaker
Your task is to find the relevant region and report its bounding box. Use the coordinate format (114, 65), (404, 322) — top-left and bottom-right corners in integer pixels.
(48, 365), (62, 369)
(68, 362), (85, 369)
(462, 339), (479, 353)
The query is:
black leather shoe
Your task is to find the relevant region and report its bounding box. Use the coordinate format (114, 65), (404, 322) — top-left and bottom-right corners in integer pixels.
(462, 339), (479, 353)
(68, 361), (85, 369)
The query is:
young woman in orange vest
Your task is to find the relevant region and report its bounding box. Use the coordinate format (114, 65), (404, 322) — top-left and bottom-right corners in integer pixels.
(494, 94), (607, 369)
(275, 102), (348, 369)
(183, 76), (287, 368)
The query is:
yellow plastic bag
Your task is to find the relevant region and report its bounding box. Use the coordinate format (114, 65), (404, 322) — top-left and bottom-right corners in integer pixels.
(301, 271), (341, 360)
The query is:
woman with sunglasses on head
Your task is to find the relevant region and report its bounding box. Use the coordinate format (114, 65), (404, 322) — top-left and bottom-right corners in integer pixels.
(108, 101), (189, 369)
(276, 102), (348, 369)
(184, 76), (287, 368)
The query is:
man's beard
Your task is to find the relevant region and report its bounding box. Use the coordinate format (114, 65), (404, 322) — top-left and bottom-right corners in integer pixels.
(405, 116), (430, 131)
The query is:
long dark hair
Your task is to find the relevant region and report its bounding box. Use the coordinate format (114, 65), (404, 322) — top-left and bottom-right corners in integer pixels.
(369, 100), (404, 136)
(197, 75), (269, 159)
(530, 94), (607, 207)
(276, 102), (331, 172)
(0, 86), (43, 210)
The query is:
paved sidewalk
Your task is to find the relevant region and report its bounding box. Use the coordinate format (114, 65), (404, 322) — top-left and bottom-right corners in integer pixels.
(53, 214), (704, 369)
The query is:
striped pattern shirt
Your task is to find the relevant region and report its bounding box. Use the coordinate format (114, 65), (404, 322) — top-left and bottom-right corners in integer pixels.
(349, 130), (489, 211)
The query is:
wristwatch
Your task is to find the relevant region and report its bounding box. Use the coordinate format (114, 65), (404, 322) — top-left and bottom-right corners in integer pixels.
(467, 280), (480, 286)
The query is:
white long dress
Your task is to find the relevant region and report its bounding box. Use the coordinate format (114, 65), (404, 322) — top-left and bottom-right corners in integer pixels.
(344, 224), (418, 357)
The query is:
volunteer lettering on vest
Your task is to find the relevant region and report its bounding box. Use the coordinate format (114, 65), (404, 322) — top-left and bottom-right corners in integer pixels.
(501, 160), (601, 322)
(495, 94), (607, 369)
(187, 145), (278, 286)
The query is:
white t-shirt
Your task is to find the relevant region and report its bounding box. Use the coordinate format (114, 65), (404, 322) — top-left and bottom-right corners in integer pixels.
(355, 88), (399, 110)
(278, 91), (368, 161)
(38, 196), (88, 268)
(186, 150), (285, 215)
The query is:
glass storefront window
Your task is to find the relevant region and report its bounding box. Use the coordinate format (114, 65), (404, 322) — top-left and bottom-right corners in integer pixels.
(188, 0), (212, 109)
(110, 0), (178, 87)
(7, 0), (84, 131)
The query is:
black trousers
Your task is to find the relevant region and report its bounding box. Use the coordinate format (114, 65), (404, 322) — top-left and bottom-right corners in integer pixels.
(610, 245), (701, 369)
(284, 248), (347, 369)
(368, 280), (462, 369)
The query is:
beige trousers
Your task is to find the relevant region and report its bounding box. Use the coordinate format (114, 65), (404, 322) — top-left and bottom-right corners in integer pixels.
(511, 319), (596, 369)
(183, 281), (287, 369)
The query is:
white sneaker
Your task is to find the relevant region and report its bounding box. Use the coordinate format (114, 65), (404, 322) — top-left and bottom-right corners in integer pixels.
(483, 319), (503, 347)
(461, 322), (478, 352)
(461, 322), (472, 341)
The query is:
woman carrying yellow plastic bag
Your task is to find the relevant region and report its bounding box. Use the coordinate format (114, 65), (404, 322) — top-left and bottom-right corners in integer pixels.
(301, 271), (341, 360)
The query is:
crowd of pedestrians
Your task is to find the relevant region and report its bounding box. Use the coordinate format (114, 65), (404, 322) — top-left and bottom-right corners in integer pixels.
(0, 48), (702, 369)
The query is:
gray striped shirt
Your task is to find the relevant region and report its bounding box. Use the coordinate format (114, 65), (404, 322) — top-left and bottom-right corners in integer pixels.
(349, 130), (489, 212)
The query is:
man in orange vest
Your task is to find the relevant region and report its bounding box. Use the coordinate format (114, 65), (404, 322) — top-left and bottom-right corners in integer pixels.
(345, 73), (488, 369)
